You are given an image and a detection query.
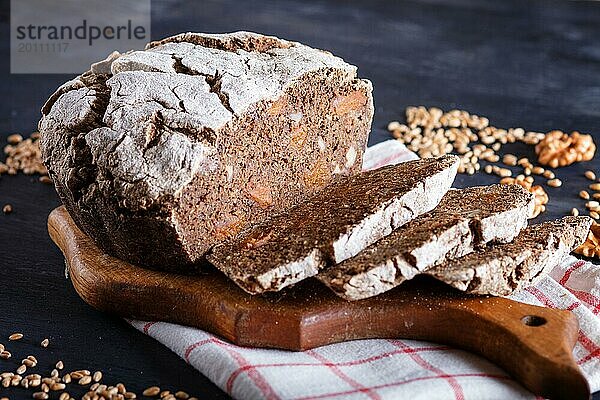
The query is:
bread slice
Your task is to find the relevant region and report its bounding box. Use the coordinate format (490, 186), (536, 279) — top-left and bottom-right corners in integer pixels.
(427, 216), (592, 296)
(207, 155), (459, 294)
(318, 184), (535, 300)
(39, 31), (374, 270)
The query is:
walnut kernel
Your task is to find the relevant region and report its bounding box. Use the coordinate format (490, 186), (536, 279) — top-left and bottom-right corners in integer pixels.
(535, 130), (595, 168)
(574, 222), (600, 259)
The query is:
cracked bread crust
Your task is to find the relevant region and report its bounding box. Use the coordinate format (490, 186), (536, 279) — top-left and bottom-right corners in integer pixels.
(39, 31), (374, 269)
(428, 216), (593, 296)
(319, 184), (535, 300)
(207, 155), (459, 294)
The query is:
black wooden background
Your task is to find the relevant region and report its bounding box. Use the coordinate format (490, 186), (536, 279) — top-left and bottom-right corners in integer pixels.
(0, 0), (599, 398)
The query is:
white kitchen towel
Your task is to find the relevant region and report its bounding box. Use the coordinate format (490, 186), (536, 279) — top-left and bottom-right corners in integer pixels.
(130, 140), (600, 400)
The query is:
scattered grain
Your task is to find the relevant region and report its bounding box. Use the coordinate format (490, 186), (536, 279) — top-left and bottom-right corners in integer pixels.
(40, 339), (49, 348)
(531, 166), (544, 175)
(143, 386), (161, 397)
(2, 133), (47, 176)
(1, 351), (11, 360)
(8, 332), (23, 340)
(32, 392), (48, 400)
(175, 391), (190, 399)
(2, 204), (12, 214)
(586, 170), (597, 181)
(70, 372), (84, 380)
(572, 208), (579, 216)
(22, 359), (35, 368)
(92, 371), (102, 382)
(502, 154), (517, 166)
(49, 383), (65, 391)
(591, 211), (600, 220)
(16, 365), (26, 375)
(496, 168), (512, 178)
(78, 376), (92, 385)
(580, 190), (590, 200)
(548, 178), (562, 187)
(70, 370), (90, 380)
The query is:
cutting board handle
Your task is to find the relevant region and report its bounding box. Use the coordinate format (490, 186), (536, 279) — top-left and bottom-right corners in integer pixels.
(408, 293), (590, 400)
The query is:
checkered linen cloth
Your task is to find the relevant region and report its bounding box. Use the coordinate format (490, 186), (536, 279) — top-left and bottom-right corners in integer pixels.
(130, 140), (600, 400)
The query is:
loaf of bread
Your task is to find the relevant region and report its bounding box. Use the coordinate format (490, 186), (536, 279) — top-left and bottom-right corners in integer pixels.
(39, 32), (374, 269)
(318, 184), (535, 300)
(208, 156), (459, 294)
(428, 216), (592, 295)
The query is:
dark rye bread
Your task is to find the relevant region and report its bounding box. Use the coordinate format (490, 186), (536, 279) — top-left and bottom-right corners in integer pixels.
(428, 216), (592, 296)
(38, 31), (374, 270)
(207, 155), (459, 294)
(318, 184), (535, 300)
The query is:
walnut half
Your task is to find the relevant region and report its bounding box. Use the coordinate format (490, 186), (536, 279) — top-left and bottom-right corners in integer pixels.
(535, 130), (596, 168)
(574, 222), (600, 259)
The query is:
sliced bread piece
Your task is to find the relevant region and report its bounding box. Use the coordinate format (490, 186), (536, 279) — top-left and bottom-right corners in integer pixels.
(318, 184), (535, 300)
(427, 216), (592, 296)
(207, 155), (459, 294)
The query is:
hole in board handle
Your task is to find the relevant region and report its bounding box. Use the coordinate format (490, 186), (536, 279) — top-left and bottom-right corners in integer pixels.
(521, 315), (547, 327)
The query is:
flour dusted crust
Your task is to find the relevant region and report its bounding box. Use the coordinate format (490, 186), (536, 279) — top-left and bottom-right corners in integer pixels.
(428, 216), (592, 295)
(39, 32), (374, 269)
(319, 184), (535, 300)
(208, 156), (459, 294)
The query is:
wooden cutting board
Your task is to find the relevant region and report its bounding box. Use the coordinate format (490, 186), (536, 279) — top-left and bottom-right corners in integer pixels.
(48, 206), (589, 400)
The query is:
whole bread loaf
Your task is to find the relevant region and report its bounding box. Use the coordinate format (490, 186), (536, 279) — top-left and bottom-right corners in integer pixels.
(38, 32), (374, 269)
